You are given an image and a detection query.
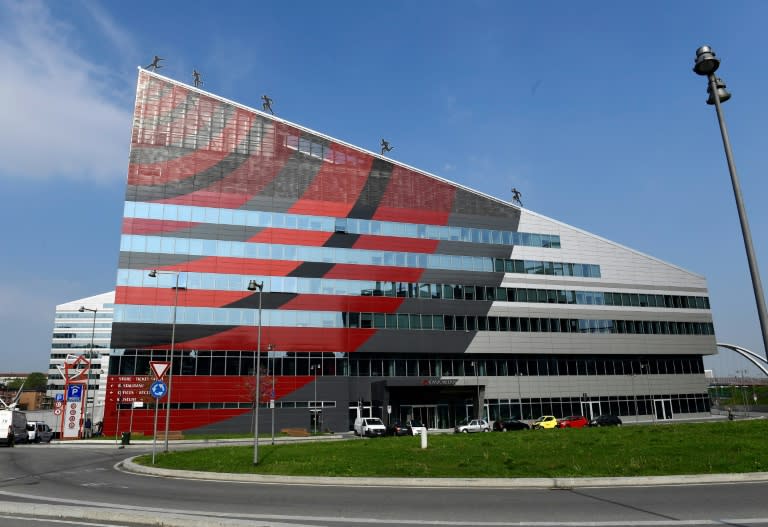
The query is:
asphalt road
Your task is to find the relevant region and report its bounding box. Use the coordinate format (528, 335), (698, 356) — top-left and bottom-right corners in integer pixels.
(2, 441), (768, 527)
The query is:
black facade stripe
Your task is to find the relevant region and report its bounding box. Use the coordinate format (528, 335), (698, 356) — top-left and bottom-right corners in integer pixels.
(110, 322), (233, 349)
(355, 330), (476, 355)
(239, 148), (324, 213)
(348, 158), (393, 219)
(224, 292), (298, 310)
(287, 262), (335, 278)
(323, 233), (360, 248)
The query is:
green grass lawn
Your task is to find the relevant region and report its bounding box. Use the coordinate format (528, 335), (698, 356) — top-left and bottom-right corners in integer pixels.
(134, 420), (768, 478)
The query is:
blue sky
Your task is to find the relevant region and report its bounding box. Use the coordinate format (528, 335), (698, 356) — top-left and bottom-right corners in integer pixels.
(1, 0), (766, 376)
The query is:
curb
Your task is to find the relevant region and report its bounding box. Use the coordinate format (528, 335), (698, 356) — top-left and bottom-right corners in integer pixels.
(0, 500), (313, 527)
(119, 457), (768, 488)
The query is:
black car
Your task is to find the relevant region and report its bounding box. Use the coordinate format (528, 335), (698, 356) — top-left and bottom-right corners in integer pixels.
(493, 419), (530, 431)
(386, 420), (410, 436)
(589, 415), (622, 427)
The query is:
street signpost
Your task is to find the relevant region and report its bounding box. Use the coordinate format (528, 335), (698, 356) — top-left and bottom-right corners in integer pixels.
(149, 362), (170, 465)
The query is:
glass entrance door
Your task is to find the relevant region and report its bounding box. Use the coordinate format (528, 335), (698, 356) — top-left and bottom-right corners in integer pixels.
(581, 401), (600, 420)
(654, 399), (673, 420)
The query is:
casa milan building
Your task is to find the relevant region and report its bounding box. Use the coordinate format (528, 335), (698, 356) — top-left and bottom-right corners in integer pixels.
(103, 69), (716, 436)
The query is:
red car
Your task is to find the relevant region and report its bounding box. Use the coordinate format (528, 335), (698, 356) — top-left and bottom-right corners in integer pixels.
(557, 415), (589, 428)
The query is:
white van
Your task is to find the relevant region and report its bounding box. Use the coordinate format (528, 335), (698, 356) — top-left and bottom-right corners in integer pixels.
(27, 421), (53, 443)
(0, 410), (28, 447)
(354, 417), (386, 437)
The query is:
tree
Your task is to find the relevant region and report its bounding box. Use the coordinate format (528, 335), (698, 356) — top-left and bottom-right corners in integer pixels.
(7, 372), (48, 391)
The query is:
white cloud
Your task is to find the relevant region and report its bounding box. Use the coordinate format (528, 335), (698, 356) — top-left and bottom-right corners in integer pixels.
(0, 0), (132, 182)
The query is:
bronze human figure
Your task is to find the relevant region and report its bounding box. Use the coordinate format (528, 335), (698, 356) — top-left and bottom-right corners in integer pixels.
(146, 56), (164, 71)
(192, 69), (202, 87)
(380, 139), (393, 155)
(511, 187), (523, 207)
(261, 95), (274, 114)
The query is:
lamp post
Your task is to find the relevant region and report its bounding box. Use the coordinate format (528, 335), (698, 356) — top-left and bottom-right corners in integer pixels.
(693, 46), (768, 362)
(629, 372), (639, 423)
(310, 363), (321, 434)
(515, 369), (524, 421)
(470, 361), (480, 419)
(148, 269), (182, 453)
(78, 306), (97, 438)
(267, 344), (275, 445)
(247, 279), (263, 465)
(641, 362), (655, 423)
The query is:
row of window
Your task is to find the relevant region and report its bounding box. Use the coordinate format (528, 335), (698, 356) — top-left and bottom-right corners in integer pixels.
(114, 304), (715, 336)
(488, 394), (710, 421)
(120, 234), (597, 276)
(109, 351), (705, 378)
(121, 269), (700, 308)
(124, 201), (560, 249)
(115, 400), (336, 410)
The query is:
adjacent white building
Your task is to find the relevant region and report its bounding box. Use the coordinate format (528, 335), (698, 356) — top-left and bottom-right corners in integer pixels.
(47, 291), (115, 424)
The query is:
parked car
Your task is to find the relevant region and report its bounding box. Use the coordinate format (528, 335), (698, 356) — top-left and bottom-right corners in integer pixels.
(354, 417), (386, 437)
(0, 410), (28, 447)
(454, 418), (490, 433)
(532, 415), (559, 429)
(386, 420), (410, 436)
(557, 415), (589, 429)
(27, 421), (53, 443)
(589, 415), (623, 427)
(493, 419), (530, 431)
(406, 419), (427, 435)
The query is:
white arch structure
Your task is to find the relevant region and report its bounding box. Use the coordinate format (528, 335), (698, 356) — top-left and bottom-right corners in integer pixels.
(716, 342), (768, 377)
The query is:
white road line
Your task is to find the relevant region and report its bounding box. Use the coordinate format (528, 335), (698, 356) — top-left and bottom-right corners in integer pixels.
(0, 514), (133, 526)
(3, 491), (768, 526)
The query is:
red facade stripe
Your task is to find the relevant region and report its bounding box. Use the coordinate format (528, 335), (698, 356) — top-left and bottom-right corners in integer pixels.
(324, 264), (424, 282)
(352, 235), (440, 254)
(279, 294), (404, 313)
(122, 218), (199, 236)
(115, 286), (252, 308)
(154, 257), (302, 276)
(247, 228), (332, 246)
(151, 326), (377, 353)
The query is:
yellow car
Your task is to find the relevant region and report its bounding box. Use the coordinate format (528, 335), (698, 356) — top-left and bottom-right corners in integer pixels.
(532, 415), (558, 429)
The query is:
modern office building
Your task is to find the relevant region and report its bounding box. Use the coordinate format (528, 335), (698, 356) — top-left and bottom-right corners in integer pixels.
(104, 69), (716, 435)
(48, 291), (115, 424)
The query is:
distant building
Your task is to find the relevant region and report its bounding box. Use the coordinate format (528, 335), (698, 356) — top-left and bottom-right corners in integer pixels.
(48, 292), (114, 423)
(104, 69), (717, 435)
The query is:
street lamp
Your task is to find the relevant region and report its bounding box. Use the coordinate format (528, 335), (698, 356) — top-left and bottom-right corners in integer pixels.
(148, 269), (183, 453)
(78, 306), (97, 438)
(247, 279), (263, 465)
(310, 363), (321, 434)
(470, 361), (480, 419)
(267, 344), (275, 445)
(515, 368), (524, 421)
(641, 362), (655, 423)
(693, 46), (768, 361)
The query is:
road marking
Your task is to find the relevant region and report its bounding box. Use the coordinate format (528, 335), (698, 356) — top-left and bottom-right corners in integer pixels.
(0, 514), (133, 526)
(3, 490), (768, 526)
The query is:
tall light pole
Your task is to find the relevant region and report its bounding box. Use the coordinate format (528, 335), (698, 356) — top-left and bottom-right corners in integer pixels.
(148, 269), (182, 452)
(641, 362), (655, 423)
(515, 369), (523, 421)
(693, 46), (768, 362)
(629, 371), (638, 423)
(310, 363), (321, 434)
(78, 306), (97, 438)
(470, 361), (480, 419)
(267, 344), (275, 445)
(247, 279), (263, 465)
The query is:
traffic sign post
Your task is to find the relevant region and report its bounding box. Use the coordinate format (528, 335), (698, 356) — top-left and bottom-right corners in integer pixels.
(151, 379), (168, 465)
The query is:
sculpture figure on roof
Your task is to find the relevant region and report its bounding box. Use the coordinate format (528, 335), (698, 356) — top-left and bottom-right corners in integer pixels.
(511, 187), (523, 207)
(146, 56), (164, 71)
(261, 95), (274, 114)
(192, 69), (202, 87)
(380, 139), (393, 155)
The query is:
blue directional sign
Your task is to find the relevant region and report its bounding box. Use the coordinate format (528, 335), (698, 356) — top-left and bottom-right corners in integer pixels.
(67, 384), (83, 401)
(150, 380), (168, 399)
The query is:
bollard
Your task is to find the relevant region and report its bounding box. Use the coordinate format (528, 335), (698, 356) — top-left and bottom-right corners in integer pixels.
(420, 427), (428, 449)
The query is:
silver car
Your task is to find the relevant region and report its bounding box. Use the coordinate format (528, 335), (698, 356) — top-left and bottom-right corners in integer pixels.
(454, 418), (490, 433)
